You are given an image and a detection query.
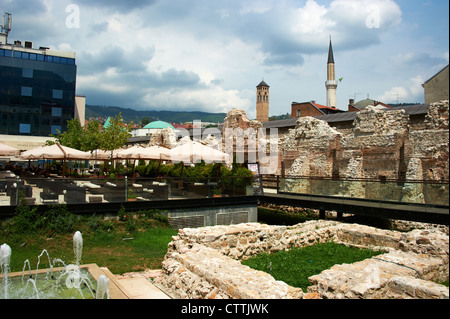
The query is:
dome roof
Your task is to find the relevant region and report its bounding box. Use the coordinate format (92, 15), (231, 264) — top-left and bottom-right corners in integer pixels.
(143, 121), (175, 130)
(355, 98), (377, 109)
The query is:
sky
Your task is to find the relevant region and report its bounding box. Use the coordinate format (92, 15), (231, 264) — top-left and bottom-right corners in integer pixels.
(1, 0), (449, 119)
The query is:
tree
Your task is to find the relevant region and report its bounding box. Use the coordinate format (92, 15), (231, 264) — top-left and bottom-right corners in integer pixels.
(82, 120), (102, 153)
(141, 116), (151, 127)
(50, 119), (84, 149)
(100, 113), (132, 151)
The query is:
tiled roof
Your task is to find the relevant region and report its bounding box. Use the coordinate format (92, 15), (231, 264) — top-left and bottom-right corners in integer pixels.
(263, 104), (429, 129)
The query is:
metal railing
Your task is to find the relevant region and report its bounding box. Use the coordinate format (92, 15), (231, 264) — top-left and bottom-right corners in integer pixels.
(2, 172), (448, 207)
(0, 175), (254, 207)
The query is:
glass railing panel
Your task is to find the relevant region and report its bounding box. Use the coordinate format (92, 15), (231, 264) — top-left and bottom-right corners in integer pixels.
(2, 174), (448, 208)
(276, 177), (449, 207)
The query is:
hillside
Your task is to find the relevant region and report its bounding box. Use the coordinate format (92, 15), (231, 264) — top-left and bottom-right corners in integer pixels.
(86, 105), (227, 124)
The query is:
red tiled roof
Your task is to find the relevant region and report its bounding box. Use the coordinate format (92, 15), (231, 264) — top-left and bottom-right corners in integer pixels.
(313, 103), (339, 111)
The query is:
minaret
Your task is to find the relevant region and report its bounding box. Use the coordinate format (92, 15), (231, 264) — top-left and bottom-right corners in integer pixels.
(256, 80), (270, 122)
(325, 37), (337, 108)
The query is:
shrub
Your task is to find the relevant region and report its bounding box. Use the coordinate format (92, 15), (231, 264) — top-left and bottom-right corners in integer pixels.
(42, 205), (79, 234)
(221, 165), (253, 189)
(12, 204), (79, 235)
(12, 204), (39, 234)
(118, 205), (127, 221)
(86, 214), (102, 231)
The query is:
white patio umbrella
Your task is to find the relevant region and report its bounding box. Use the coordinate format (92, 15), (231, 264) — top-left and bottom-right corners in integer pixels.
(116, 145), (171, 160)
(19, 143), (91, 176)
(89, 148), (124, 160)
(0, 143), (20, 156)
(19, 143), (91, 160)
(163, 140), (230, 164)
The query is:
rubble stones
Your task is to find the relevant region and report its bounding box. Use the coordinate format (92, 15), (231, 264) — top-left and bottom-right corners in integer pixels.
(156, 221), (448, 299)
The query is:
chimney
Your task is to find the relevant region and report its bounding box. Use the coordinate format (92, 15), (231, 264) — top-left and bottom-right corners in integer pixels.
(348, 99), (355, 111)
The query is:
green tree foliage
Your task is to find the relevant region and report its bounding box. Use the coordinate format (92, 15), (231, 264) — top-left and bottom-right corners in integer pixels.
(49, 114), (131, 155)
(50, 119), (84, 150)
(83, 120), (102, 152)
(141, 116), (151, 127)
(100, 113), (132, 152)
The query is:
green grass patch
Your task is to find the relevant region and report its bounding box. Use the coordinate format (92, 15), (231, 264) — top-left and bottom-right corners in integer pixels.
(0, 205), (178, 275)
(241, 242), (383, 291)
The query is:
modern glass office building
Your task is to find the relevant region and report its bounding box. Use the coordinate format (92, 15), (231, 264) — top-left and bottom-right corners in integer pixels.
(0, 41), (77, 136)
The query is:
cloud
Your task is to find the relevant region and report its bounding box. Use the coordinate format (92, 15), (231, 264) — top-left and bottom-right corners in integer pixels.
(291, 0), (402, 49)
(72, 0), (156, 13)
(377, 75), (425, 103)
(77, 45), (155, 75)
(5, 0), (447, 117)
(141, 86), (254, 115)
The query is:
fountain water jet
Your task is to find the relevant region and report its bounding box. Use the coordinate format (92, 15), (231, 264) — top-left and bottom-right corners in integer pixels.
(96, 275), (110, 299)
(1, 231), (110, 299)
(73, 231), (83, 266)
(0, 244), (12, 299)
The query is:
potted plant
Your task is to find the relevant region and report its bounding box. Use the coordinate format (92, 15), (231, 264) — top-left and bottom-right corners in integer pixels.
(213, 187), (222, 198)
(127, 188), (137, 201)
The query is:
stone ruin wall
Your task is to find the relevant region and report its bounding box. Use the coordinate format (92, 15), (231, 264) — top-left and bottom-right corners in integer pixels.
(278, 101), (449, 204)
(154, 221), (449, 299)
(219, 101), (448, 188)
(283, 101), (449, 182)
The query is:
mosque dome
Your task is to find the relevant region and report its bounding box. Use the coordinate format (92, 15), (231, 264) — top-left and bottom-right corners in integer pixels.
(354, 98), (378, 109)
(143, 121), (175, 130)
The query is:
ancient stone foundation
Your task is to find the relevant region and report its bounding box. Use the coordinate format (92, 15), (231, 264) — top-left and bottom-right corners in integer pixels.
(155, 221), (449, 299)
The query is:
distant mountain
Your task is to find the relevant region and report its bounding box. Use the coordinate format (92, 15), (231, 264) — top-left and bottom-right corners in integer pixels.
(86, 105), (227, 124)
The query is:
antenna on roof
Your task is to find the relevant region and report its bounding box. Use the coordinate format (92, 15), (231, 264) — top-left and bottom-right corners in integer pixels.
(1, 12), (12, 44)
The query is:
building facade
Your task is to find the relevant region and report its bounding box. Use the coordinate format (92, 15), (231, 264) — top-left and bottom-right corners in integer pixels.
(291, 101), (344, 119)
(422, 64), (449, 104)
(0, 41), (77, 136)
(256, 80), (270, 122)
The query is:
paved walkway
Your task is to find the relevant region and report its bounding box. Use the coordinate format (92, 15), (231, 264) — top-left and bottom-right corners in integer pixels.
(114, 269), (171, 299)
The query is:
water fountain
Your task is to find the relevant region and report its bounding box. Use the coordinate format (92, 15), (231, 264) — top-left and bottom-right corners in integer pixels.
(0, 231), (110, 299)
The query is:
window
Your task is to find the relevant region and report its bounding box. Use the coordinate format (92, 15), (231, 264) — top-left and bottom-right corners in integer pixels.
(22, 68), (33, 78)
(52, 107), (62, 117)
(51, 125), (61, 135)
(4, 50), (12, 57)
(36, 54), (44, 61)
(21, 86), (32, 97)
(52, 89), (63, 99)
(13, 51), (21, 58)
(297, 110), (301, 118)
(19, 124), (31, 134)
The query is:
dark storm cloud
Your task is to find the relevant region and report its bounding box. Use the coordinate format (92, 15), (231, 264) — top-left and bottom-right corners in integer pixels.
(0, 0), (47, 15)
(78, 45), (155, 75)
(263, 52), (305, 67)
